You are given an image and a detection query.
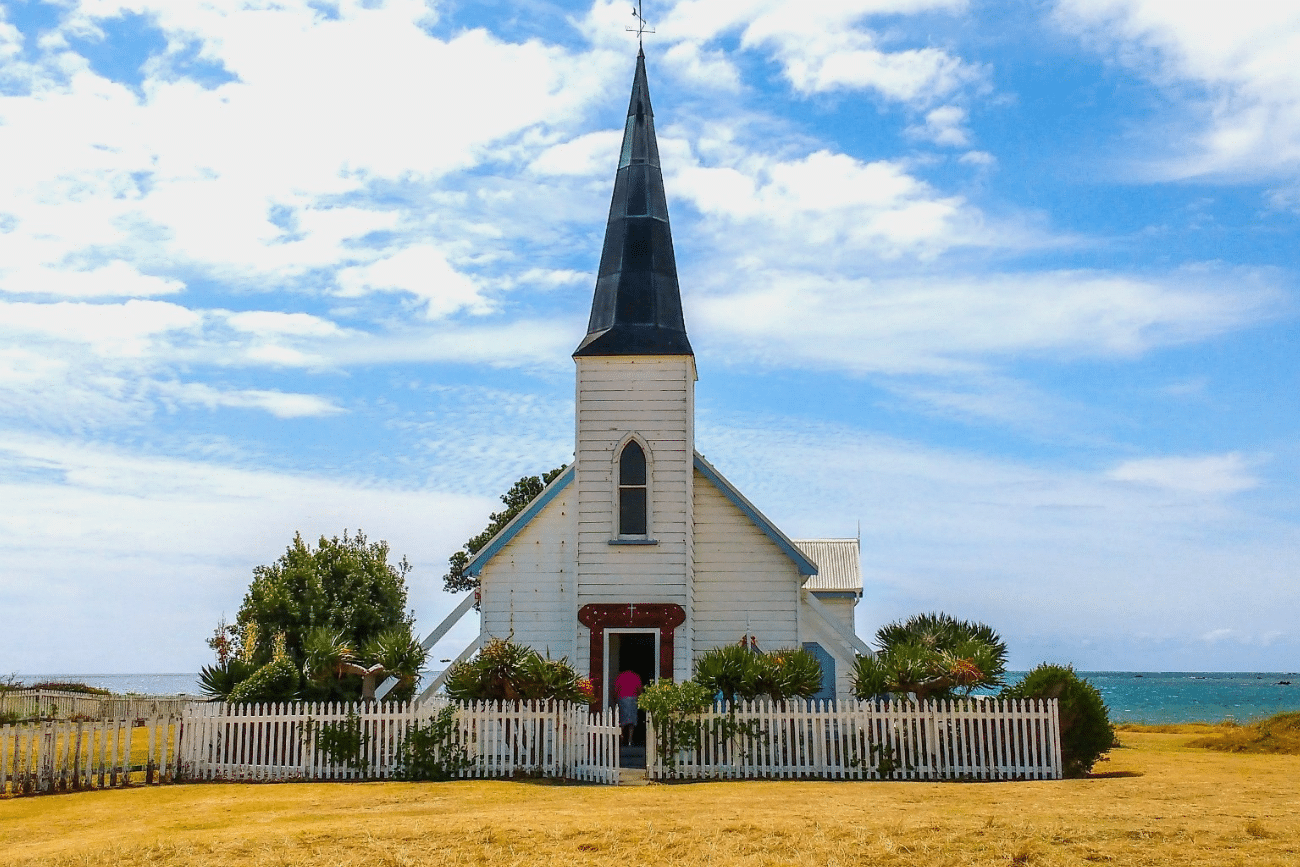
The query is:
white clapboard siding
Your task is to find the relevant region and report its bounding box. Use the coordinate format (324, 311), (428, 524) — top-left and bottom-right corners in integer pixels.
(1, 716), (183, 795)
(573, 356), (697, 682)
(180, 700), (622, 785)
(692, 469), (801, 651)
(480, 484), (578, 655)
(648, 699), (1062, 781)
(575, 357), (695, 596)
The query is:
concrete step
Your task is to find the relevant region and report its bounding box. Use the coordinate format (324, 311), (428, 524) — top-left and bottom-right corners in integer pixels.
(618, 767), (650, 786)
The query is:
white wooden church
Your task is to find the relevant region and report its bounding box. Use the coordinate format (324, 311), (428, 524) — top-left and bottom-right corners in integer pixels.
(422, 51), (866, 706)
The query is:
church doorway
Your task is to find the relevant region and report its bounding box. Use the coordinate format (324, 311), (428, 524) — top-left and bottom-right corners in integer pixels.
(605, 628), (657, 747)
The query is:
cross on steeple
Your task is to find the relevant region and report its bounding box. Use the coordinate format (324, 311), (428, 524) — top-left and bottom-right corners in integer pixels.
(627, 1), (654, 52)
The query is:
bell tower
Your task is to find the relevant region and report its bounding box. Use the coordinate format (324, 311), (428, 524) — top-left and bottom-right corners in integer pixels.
(572, 49), (696, 697)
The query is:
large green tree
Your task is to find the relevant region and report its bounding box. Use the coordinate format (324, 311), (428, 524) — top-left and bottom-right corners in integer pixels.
(202, 530), (424, 702)
(442, 467), (566, 593)
(851, 612), (1008, 702)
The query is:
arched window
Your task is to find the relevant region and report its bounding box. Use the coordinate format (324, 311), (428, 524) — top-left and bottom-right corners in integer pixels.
(618, 441), (647, 536)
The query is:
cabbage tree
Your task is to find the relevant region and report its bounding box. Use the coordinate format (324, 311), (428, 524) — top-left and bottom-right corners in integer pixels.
(852, 612), (1008, 702)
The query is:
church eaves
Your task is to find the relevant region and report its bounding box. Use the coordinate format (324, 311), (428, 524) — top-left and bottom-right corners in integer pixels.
(573, 50), (693, 358)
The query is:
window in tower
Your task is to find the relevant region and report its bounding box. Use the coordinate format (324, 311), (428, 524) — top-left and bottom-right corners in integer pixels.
(618, 440), (648, 536)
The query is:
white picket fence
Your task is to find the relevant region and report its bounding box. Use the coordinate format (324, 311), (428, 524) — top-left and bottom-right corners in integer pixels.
(456, 699), (621, 783)
(647, 698), (1062, 781)
(0, 689), (195, 722)
(2, 697), (1063, 795)
(1, 689), (106, 720)
(181, 699), (622, 785)
(1, 716), (183, 795)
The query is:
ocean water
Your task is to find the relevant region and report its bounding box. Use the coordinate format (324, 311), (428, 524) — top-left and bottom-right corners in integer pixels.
(1075, 671), (1300, 724)
(14, 673), (203, 696)
(15, 671), (1300, 723)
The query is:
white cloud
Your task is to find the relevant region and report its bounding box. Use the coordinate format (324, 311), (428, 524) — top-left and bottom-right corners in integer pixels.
(225, 311), (342, 339)
(1108, 453), (1259, 495)
(657, 0), (977, 103)
(907, 105), (970, 147)
(0, 433), (492, 671)
(959, 150), (996, 167)
(335, 245), (492, 319)
(155, 381), (345, 419)
(0, 299), (201, 357)
(529, 131), (624, 177)
(330, 318), (576, 369)
(0, 261), (185, 299)
(0, 0), (616, 312)
(693, 267), (1281, 375)
(675, 149), (986, 259)
(663, 41), (742, 92)
(1055, 0), (1300, 179)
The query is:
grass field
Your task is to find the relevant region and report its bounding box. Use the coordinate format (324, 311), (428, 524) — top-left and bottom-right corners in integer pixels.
(3, 727), (1298, 866)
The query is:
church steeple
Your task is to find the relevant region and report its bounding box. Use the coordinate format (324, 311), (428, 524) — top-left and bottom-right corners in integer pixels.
(574, 50), (692, 357)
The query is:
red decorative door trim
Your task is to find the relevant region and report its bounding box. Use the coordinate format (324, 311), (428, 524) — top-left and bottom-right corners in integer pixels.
(577, 603), (686, 706)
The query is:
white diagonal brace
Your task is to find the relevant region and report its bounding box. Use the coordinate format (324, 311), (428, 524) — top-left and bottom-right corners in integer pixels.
(415, 633), (483, 704)
(375, 592), (479, 700)
(802, 589), (873, 657)
(420, 592), (478, 650)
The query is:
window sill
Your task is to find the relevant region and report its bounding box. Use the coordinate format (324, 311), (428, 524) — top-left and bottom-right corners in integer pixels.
(608, 538), (658, 546)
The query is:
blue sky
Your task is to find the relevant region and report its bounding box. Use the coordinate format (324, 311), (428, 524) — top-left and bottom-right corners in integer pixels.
(1, 0), (1297, 675)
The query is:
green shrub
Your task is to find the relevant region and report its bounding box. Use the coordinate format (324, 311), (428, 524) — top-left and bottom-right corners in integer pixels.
(638, 679), (718, 776)
(396, 705), (472, 781)
(638, 678), (714, 722)
(228, 655), (299, 704)
(694, 644), (753, 703)
(29, 681), (110, 695)
(304, 713), (369, 770)
(1002, 663), (1116, 777)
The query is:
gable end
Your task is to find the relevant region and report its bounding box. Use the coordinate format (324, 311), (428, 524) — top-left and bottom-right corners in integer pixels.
(465, 464), (574, 577)
(693, 453), (818, 576)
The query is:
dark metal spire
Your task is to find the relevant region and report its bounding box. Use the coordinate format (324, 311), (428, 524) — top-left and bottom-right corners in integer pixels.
(574, 50), (692, 358)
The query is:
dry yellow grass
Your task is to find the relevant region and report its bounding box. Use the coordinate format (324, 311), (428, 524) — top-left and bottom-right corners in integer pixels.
(1186, 713), (1300, 756)
(4, 731), (1299, 866)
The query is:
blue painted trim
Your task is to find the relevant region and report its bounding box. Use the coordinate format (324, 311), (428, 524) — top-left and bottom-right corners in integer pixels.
(608, 539), (658, 545)
(693, 453), (819, 576)
(810, 591), (860, 600)
(465, 465), (574, 577)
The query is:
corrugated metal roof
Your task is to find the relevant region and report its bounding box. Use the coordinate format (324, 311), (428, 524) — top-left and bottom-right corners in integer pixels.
(795, 539), (862, 592)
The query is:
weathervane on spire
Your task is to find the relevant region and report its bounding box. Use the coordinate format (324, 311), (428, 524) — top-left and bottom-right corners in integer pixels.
(628, 1), (654, 51)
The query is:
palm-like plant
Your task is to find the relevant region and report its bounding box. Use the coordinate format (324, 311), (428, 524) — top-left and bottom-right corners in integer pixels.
(763, 647), (824, 701)
(852, 612), (1008, 702)
(696, 643), (824, 703)
(443, 638), (591, 703)
(364, 627), (428, 698)
(695, 644), (755, 704)
(198, 659), (256, 700)
(302, 625), (427, 702)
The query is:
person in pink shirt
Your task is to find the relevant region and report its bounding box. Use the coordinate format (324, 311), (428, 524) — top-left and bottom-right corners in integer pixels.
(613, 669), (643, 746)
